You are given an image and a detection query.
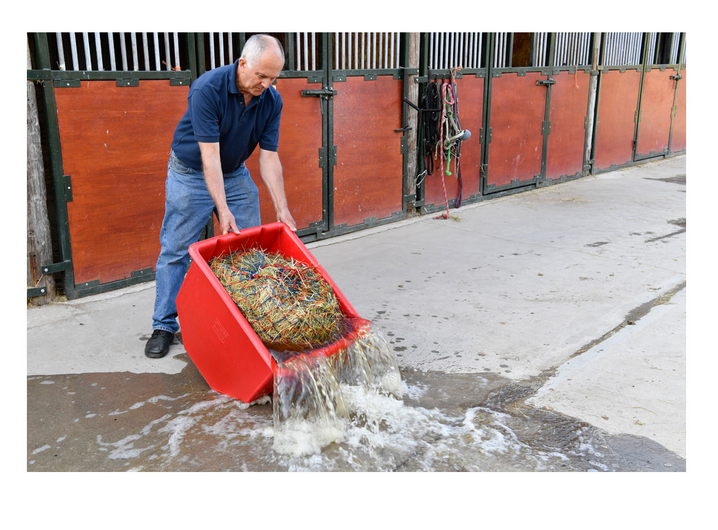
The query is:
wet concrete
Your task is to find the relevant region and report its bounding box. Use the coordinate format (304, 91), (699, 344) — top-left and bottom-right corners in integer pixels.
(27, 357), (684, 472)
(27, 155), (687, 472)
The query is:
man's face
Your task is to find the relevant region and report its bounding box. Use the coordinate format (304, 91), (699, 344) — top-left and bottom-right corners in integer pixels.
(237, 51), (284, 97)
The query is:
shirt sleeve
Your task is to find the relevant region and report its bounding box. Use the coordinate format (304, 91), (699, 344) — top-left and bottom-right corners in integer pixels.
(258, 90), (283, 152)
(188, 87), (221, 143)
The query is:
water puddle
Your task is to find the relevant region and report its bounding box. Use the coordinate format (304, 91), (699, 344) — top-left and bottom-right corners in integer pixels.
(27, 334), (685, 471)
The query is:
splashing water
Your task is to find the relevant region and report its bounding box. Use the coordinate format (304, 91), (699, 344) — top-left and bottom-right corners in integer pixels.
(271, 319), (402, 456)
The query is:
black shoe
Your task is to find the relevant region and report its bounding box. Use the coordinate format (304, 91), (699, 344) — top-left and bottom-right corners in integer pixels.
(145, 330), (175, 359)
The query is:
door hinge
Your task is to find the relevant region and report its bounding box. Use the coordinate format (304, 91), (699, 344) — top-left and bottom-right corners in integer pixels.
(308, 220), (325, 235)
(480, 128), (493, 144)
(62, 175), (73, 202)
(116, 78), (140, 87)
(318, 146), (337, 167)
(40, 260), (72, 275)
(54, 79), (81, 88)
(542, 121), (552, 136)
(27, 286), (48, 298)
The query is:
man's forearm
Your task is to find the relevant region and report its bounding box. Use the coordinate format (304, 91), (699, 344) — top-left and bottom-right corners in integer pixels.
(259, 149), (296, 230)
(259, 158), (288, 212)
(199, 142), (238, 233)
(199, 144), (228, 213)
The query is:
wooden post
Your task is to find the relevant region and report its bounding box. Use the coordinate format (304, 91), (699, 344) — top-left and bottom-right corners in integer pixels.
(405, 33), (420, 215)
(585, 32), (602, 175)
(27, 42), (56, 304)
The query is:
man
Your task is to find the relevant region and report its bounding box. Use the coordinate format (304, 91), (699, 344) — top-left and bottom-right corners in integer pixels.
(146, 34), (296, 359)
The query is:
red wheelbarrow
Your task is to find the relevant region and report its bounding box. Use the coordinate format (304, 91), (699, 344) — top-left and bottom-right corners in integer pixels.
(176, 222), (370, 403)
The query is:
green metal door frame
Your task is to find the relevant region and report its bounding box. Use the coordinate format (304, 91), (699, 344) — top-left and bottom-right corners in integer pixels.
(667, 35), (687, 155)
(414, 32), (490, 213)
(27, 32), (195, 299)
(317, 32), (409, 239)
(633, 32), (687, 163)
(543, 33), (597, 185)
(590, 32), (645, 175)
(28, 32), (416, 299)
(481, 32), (554, 196)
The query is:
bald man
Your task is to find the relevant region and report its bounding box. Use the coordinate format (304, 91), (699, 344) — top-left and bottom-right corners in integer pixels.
(146, 34), (296, 359)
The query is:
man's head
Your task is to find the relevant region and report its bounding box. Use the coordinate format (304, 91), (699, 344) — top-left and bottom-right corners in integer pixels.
(237, 35), (285, 98)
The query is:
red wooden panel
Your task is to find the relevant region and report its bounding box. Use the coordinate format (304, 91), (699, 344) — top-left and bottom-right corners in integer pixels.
(55, 80), (188, 285)
(332, 76), (403, 227)
(244, 78), (324, 231)
(425, 76), (484, 207)
(487, 72), (546, 188)
(671, 69), (686, 152)
(594, 69), (641, 170)
(636, 68), (678, 158)
(545, 70), (590, 181)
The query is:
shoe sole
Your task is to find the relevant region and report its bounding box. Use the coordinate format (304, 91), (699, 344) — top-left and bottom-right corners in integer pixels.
(145, 348), (170, 359)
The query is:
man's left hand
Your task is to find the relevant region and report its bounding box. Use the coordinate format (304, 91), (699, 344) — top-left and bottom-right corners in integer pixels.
(277, 208), (297, 232)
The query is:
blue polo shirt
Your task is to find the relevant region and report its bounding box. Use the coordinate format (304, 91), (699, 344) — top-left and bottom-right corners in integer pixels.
(171, 59), (283, 174)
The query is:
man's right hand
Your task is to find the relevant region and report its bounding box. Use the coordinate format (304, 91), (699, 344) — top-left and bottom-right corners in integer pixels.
(219, 209), (240, 235)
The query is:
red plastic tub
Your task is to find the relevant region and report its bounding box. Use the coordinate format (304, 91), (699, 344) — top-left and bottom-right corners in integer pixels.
(176, 222), (364, 403)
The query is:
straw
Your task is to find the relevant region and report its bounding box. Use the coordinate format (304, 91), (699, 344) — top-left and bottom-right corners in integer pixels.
(210, 248), (344, 351)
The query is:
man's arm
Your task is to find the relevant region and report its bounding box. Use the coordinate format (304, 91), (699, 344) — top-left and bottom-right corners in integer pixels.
(258, 148), (297, 231)
(198, 141), (239, 235)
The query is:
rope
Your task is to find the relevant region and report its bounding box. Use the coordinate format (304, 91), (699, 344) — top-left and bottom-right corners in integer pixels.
(421, 82), (441, 177)
(434, 69), (465, 218)
(435, 80), (451, 219)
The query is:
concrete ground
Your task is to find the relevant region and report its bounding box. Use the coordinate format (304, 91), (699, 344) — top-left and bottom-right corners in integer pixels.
(27, 154), (689, 467)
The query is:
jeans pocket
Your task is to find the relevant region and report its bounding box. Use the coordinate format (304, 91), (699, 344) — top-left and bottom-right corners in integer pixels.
(169, 152), (193, 175)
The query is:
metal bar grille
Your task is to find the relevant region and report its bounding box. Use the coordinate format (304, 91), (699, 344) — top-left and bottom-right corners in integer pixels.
(427, 32), (483, 70)
(603, 32), (643, 66)
(645, 32), (681, 65)
(669, 32), (681, 64)
(531, 32), (549, 67)
(51, 32), (184, 72)
(554, 32), (591, 66)
(646, 32), (657, 65)
(55, 33), (66, 70)
(494, 32), (507, 68)
(205, 33), (239, 70)
(293, 32), (319, 71)
(331, 32), (401, 70)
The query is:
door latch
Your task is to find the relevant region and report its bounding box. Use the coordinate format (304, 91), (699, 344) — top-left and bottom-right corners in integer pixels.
(301, 89), (337, 98)
(670, 74), (683, 81)
(301, 89), (337, 115)
(536, 78), (556, 87)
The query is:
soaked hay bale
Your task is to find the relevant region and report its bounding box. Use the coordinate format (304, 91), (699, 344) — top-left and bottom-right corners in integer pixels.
(210, 248), (344, 351)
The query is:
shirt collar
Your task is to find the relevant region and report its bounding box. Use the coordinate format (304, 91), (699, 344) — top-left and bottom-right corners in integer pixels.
(230, 59), (270, 105)
(228, 59), (240, 95)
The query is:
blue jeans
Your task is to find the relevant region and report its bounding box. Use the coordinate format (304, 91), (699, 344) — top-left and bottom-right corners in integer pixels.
(152, 151), (261, 333)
